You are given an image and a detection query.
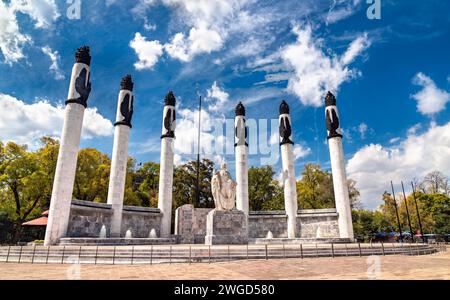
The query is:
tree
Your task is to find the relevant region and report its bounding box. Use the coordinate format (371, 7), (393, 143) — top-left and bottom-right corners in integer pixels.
(248, 166), (284, 211)
(172, 159), (215, 210)
(421, 171), (449, 195)
(73, 148), (111, 203)
(0, 142), (49, 243)
(296, 163), (360, 209)
(132, 161), (160, 207)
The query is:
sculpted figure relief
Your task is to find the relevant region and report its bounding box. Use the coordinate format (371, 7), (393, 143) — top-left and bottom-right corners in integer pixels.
(211, 163), (237, 211)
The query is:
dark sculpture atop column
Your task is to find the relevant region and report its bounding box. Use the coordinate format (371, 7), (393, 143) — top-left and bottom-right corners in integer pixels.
(75, 46), (91, 65)
(279, 100), (293, 145)
(325, 91), (343, 139)
(162, 91), (176, 138)
(115, 75), (134, 128)
(66, 46), (92, 108)
(235, 102), (248, 147)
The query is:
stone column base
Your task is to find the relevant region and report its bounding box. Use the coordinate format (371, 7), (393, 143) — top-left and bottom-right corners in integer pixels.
(205, 209), (248, 245)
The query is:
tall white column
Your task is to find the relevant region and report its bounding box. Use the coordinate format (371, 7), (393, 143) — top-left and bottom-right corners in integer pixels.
(107, 75), (134, 237)
(279, 100), (298, 239)
(157, 91), (176, 238)
(44, 46), (92, 246)
(325, 91), (354, 240)
(234, 102), (249, 216)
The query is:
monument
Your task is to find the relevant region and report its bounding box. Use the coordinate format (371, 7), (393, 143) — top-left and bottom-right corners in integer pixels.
(44, 46), (92, 246)
(107, 75), (134, 237)
(325, 91), (354, 240)
(234, 102), (249, 217)
(279, 100), (298, 239)
(157, 91), (177, 238)
(205, 163), (248, 245)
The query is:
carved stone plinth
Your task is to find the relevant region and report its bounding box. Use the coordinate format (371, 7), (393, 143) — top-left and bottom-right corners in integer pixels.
(205, 209), (248, 245)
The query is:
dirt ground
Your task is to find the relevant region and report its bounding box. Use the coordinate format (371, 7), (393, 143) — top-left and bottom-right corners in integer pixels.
(0, 250), (448, 280)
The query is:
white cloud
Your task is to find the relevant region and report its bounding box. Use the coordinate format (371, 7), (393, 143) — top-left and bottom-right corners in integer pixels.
(358, 122), (368, 139)
(129, 32), (163, 70)
(206, 81), (229, 112)
(0, 1), (31, 64)
(164, 23), (223, 62)
(0, 93), (113, 148)
(11, 0), (60, 29)
(325, 0), (361, 25)
(347, 121), (450, 209)
(293, 144), (311, 160)
(281, 25), (370, 107)
(41, 46), (64, 80)
(0, 0), (60, 64)
(411, 72), (450, 116)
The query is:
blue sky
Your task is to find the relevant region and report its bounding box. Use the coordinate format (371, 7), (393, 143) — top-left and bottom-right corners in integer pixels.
(0, 0), (449, 209)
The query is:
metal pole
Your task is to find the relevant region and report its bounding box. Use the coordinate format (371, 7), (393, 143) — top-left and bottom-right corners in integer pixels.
(189, 246), (192, 264)
(228, 245), (231, 261)
(131, 246), (134, 265)
(78, 246), (82, 264)
(381, 242), (385, 256)
(300, 244), (303, 259)
(208, 245), (211, 264)
(391, 181), (404, 242)
(196, 96), (202, 207)
(169, 245), (172, 264)
(331, 243), (334, 258)
(112, 246), (116, 265)
(61, 246), (65, 264)
(18, 246), (23, 263)
(31, 244), (36, 264)
(411, 182), (425, 243)
(246, 244), (249, 260)
(265, 244), (268, 260)
(6, 245), (10, 263)
(150, 245), (153, 265)
(401, 181), (414, 242)
(94, 245), (99, 265)
(45, 246), (50, 264)
(358, 242), (362, 257)
(283, 243), (286, 258)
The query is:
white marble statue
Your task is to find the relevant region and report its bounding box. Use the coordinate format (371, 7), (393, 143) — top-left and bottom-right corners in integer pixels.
(211, 163), (237, 211)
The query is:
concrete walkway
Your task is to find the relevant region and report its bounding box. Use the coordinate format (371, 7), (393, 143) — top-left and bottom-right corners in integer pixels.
(0, 248), (448, 280)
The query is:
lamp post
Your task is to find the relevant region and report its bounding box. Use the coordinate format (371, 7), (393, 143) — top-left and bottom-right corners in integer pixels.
(401, 181), (414, 242)
(411, 181), (425, 243)
(390, 181), (403, 242)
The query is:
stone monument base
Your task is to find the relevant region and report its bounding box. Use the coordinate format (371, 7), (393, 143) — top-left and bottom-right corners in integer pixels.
(205, 209), (248, 245)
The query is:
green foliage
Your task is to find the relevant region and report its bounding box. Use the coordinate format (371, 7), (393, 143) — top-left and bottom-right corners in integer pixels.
(248, 165), (284, 211)
(172, 159), (215, 209)
(297, 163), (360, 209)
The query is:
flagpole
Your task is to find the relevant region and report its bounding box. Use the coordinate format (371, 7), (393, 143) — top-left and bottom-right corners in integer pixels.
(196, 95), (202, 207)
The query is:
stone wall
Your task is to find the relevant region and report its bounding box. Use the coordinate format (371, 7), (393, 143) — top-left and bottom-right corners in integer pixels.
(67, 200), (162, 238)
(174, 204), (211, 243)
(248, 211), (287, 238)
(175, 205), (340, 242)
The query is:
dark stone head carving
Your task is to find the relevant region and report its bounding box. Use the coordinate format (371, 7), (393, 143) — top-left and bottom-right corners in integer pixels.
(165, 91), (176, 106)
(279, 100), (290, 115)
(325, 91), (336, 107)
(75, 46), (91, 66)
(235, 102), (245, 116)
(120, 74), (134, 91)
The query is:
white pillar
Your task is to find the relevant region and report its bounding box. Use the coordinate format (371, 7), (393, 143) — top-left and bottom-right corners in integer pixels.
(325, 91), (354, 240)
(157, 91), (176, 238)
(279, 101), (298, 239)
(107, 75), (134, 237)
(44, 46), (91, 246)
(234, 102), (249, 216)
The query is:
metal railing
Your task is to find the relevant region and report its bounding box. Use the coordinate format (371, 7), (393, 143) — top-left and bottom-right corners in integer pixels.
(0, 242), (446, 265)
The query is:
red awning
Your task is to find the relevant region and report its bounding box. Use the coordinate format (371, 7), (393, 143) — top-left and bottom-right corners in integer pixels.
(22, 216), (48, 226)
